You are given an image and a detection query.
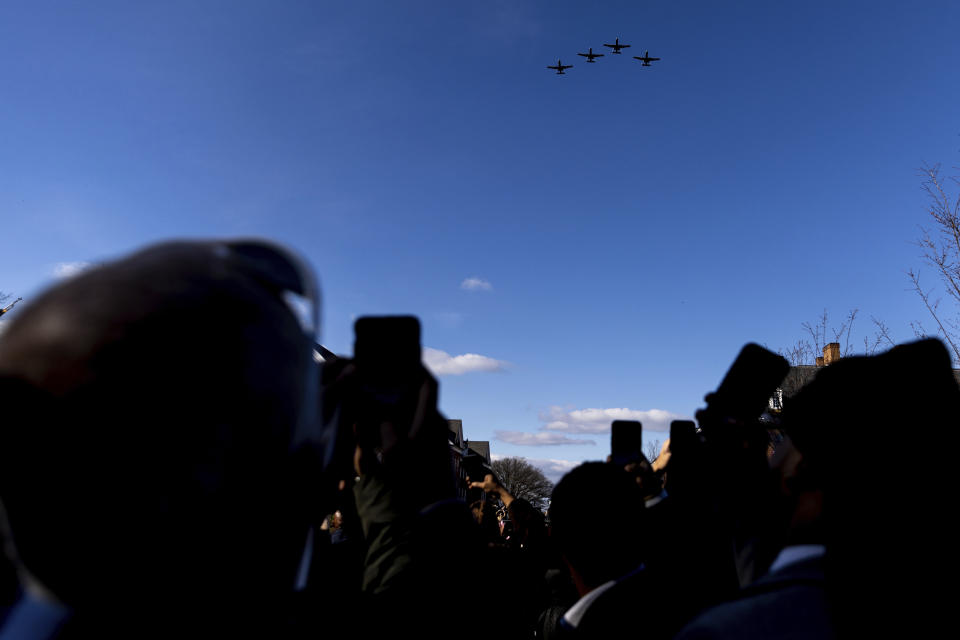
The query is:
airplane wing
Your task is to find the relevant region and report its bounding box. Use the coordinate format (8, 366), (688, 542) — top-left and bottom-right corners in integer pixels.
(650, 57), (660, 61)
(603, 43), (615, 48)
(620, 44), (631, 49)
(547, 65), (559, 70)
(561, 64), (573, 70)
(577, 53), (588, 57)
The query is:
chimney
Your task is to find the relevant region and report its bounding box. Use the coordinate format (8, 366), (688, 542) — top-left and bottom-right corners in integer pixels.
(815, 356), (824, 367)
(823, 342), (840, 365)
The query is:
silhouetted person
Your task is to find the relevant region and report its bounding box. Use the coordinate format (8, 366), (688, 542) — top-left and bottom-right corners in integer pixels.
(592, 451), (707, 638)
(674, 429), (832, 640)
(546, 462), (671, 639)
(0, 240), (323, 638)
(676, 338), (960, 639)
(468, 473), (559, 638)
(641, 431), (740, 636)
(791, 338), (960, 638)
(314, 315), (511, 640)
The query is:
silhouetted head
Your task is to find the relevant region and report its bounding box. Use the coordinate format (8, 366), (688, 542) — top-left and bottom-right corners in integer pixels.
(0, 239), (320, 627)
(549, 462), (645, 593)
(783, 338), (958, 510)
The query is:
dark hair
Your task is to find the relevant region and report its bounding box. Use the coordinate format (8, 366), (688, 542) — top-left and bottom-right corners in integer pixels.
(549, 462), (645, 588)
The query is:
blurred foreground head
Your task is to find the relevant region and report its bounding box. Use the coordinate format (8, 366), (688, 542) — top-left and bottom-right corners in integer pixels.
(781, 338), (960, 635)
(0, 239), (319, 625)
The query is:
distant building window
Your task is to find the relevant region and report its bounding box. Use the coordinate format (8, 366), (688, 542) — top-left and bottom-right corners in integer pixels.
(769, 388), (784, 412)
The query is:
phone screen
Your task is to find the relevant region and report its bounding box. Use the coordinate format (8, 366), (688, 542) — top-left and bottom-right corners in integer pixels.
(352, 316), (425, 447)
(611, 420), (643, 466)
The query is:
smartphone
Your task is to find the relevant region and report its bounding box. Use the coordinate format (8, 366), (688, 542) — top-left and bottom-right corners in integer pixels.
(708, 343), (789, 424)
(610, 420), (643, 467)
(352, 316), (427, 448)
(354, 315), (421, 376)
(669, 420), (698, 456)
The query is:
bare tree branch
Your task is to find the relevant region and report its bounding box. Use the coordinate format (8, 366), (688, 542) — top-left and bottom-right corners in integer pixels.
(645, 439), (662, 464)
(910, 320), (930, 340)
(908, 269), (960, 362)
(491, 457), (553, 510)
(830, 308), (858, 356)
(784, 309), (897, 362)
(870, 317), (896, 351)
(801, 309), (830, 355)
(778, 339), (814, 366)
(910, 161), (960, 366)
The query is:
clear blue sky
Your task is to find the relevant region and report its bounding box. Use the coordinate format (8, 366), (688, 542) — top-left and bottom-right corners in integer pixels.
(2, 1), (958, 482)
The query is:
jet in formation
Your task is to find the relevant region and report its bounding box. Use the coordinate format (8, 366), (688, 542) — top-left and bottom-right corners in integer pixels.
(577, 47), (604, 63)
(548, 39), (661, 75)
(547, 59), (573, 75)
(603, 37), (630, 54)
(633, 51), (661, 66)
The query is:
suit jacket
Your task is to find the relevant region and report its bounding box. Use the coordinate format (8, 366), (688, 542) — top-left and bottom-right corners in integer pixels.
(550, 567), (676, 640)
(673, 555), (833, 640)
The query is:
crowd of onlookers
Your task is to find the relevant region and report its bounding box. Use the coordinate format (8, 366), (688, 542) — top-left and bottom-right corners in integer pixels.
(0, 238), (957, 639)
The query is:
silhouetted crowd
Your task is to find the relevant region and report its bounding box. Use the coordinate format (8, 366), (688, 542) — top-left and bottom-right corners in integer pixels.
(0, 239), (957, 639)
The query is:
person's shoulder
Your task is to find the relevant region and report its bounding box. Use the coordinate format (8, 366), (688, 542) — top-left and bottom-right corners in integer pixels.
(675, 558), (832, 640)
(746, 554), (825, 593)
(574, 569), (665, 638)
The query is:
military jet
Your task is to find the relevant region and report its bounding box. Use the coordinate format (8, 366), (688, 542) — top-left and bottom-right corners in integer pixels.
(603, 37), (631, 54)
(633, 51), (661, 66)
(547, 59), (573, 75)
(577, 47), (604, 63)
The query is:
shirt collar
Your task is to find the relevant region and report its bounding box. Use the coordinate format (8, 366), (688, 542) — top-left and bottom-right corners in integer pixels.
(767, 544), (826, 575)
(562, 563), (646, 629)
(644, 489), (668, 509)
(562, 579), (617, 629)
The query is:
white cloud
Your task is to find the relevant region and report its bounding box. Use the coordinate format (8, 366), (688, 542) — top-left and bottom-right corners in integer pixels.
(494, 430), (596, 446)
(423, 347), (508, 376)
(526, 458), (583, 484)
(460, 277), (492, 291)
(539, 406), (686, 433)
(52, 262), (91, 279)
